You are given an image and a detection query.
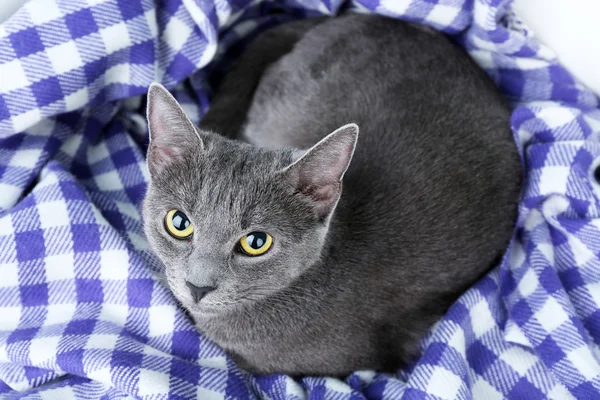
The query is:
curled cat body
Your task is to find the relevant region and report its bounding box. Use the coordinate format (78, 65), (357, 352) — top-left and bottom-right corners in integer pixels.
(143, 14), (521, 376)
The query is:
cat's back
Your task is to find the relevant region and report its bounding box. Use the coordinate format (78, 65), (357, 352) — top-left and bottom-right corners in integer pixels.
(244, 13), (511, 151)
(244, 13), (520, 301)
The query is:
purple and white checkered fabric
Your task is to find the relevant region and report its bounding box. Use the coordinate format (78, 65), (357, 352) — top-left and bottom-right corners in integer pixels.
(1, 0), (599, 398)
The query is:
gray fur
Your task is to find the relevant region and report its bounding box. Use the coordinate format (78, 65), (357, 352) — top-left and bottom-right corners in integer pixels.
(143, 14), (521, 376)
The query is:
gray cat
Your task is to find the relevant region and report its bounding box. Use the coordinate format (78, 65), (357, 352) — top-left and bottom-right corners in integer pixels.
(143, 14), (521, 376)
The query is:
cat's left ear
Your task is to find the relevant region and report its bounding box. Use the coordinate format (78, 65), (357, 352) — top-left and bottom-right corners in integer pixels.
(146, 82), (204, 176)
(282, 123), (359, 219)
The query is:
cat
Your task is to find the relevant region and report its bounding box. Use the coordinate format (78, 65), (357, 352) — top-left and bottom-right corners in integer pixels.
(142, 14), (521, 376)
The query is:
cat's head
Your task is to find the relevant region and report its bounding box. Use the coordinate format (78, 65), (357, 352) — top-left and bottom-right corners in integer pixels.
(142, 83), (358, 318)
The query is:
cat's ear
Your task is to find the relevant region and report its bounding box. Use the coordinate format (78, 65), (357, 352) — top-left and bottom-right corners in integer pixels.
(146, 82), (204, 176)
(283, 123), (359, 219)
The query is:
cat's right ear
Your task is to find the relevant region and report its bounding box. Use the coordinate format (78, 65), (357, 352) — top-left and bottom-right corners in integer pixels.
(282, 123), (359, 220)
(146, 82), (204, 176)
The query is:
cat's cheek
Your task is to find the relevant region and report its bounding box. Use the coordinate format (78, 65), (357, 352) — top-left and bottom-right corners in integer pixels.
(164, 268), (193, 304)
(162, 234), (195, 258)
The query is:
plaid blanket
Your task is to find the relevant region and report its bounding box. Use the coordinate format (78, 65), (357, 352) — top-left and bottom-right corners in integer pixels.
(1, 0), (599, 398)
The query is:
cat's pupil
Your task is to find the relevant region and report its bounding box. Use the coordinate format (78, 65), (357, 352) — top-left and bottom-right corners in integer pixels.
(246, 232), (267, 249)
(172, 211), (190, 231)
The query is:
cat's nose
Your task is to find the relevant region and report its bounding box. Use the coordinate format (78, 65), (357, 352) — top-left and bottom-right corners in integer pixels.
(186, 281), (216, 302)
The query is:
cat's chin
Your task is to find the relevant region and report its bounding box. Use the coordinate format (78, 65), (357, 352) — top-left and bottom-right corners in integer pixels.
(183, 301), (219, 315)
(182, 299), (239, 320)
(186, 295), (268, 322)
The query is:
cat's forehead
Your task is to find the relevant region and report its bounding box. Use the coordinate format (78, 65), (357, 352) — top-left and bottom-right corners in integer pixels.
(149, 135), (295, 222)
(188, 139), (293, 215)
(201, 138), (292, 180)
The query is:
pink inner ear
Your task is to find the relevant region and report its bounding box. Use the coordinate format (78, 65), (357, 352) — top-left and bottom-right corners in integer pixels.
(149, 143), (184, 174)
(286, 124), (357, 216)
(311, 183), (339, 202)
(300, 182), (341, 216)
(306, 138), (355, 187)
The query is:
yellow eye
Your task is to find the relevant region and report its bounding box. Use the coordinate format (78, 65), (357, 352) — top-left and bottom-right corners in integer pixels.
(165, 209), (194, 239)
(239, 232), (273, 256)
